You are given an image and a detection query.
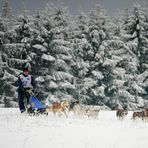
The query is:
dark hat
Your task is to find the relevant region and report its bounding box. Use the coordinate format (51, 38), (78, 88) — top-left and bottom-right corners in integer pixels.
(23, 67), (29, 72)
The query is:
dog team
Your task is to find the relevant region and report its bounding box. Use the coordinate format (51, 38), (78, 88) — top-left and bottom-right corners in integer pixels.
(46, 99), (100, 118)
(45, 98), (148, 122)
(116, 108), (148, 122)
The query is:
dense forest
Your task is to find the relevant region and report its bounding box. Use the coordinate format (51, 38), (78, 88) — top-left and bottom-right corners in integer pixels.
(0, 0), (148, 110)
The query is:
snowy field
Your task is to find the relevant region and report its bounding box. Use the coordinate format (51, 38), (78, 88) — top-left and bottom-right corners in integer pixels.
(0, 108), (148, 148)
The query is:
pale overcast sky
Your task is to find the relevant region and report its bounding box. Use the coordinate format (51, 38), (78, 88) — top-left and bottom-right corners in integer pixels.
(0, 0), (146, 16)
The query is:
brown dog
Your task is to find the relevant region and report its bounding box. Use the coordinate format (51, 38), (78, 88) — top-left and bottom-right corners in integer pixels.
(142, 109), (148, 122)
(52, 100), (69, 117)
(116, 109), (128, 120)
(131, 111), (143, 120)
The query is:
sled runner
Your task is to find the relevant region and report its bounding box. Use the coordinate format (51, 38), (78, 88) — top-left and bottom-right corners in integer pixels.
(25, 89), (48, 115)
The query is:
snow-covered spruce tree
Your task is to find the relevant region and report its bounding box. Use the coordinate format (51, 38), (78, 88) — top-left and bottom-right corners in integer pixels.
(0, 16), (5, 106)
(1, 0), (11, 18)
(1, 0), (14, 43)
(100, 22), (139, 110)
(69, 12), (91, 103)
(1, 6), (34, 107)
(72, 5), (111, 106)
(0, 1), (19, 107)
(31, 4), (75, 101)
(28, 8), (55, 99)
(120, 5), (148, 109)
(0, 0), (13, 44)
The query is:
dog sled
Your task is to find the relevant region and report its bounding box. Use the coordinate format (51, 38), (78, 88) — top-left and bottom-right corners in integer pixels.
(25, 89), (48, 116)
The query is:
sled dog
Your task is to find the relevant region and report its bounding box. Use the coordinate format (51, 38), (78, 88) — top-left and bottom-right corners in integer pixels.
(142, 109), (148, 122)
(131, 111), (143, 120)
(85, 107), (100, 118)
(52, 100), (69, 117)
(79, 105), (100, 118)
(116, 109), (128, 120)
(69, 100), (81, 116)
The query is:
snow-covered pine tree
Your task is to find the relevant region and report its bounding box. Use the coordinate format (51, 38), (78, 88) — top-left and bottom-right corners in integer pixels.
(100, 20), (138, 109)
(69, 12), (91, 103)
(0, 0), (13, 44)
(0, 15), (5, 106)
(0, 1), (17, 106)
(1, 0), (11, 18)
(29, 7), (55, 99)
(120, 4), (148, 109)
(72, 5), (110, 105)
(30, 4), (75, 101)
(47, 6), (75, 101)
(1, 5), (34, 107)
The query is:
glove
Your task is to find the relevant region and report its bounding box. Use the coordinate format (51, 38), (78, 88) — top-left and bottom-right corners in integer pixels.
(24, 88), (33, 97)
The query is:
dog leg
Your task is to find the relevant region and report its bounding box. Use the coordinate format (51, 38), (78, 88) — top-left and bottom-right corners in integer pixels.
(63, 110), (68, 118)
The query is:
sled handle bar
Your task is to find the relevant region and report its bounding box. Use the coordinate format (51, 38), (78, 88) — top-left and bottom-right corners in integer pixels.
(25, 89), (34, 96)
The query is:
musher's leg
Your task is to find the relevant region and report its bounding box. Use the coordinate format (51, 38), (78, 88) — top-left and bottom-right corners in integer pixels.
(18, 90), (25, 113)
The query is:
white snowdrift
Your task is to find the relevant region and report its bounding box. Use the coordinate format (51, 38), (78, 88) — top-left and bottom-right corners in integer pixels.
(0, 108), (148, 148)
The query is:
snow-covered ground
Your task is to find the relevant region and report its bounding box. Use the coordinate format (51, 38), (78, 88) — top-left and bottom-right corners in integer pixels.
(0, 108), (148, 148)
